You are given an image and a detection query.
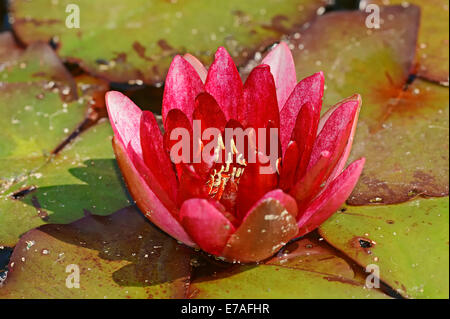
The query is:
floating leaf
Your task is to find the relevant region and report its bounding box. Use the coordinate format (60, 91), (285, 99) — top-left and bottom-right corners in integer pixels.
(0, 122), (131, 247)
(188, 263), (389, 299)
(267, 233), (357, 279)
(319, 197), (449, 299)
(278, 5), (448, 204)
(349, 79), (449, 204)
(367, 0), (449, 84)
(0, 33), (128, 246)
(0, 31), (84, 188)
(0, 206), (192, 298)
(10, 0), (326, 84)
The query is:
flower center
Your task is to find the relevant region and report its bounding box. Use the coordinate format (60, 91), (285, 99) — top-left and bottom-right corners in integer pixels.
(205, 137), (247, 201)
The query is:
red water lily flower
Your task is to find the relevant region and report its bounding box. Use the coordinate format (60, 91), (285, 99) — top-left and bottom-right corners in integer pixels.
(106, 42), (364, 263)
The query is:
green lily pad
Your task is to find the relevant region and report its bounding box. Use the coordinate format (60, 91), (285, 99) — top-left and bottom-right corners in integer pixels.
(319, 197), (449, 299)
(267, 233), (356, 279)
(367, 0), (449, 84)
(188, 263), (390, 299)
(0, 31), (81, 187)
(282, 5), (449, 204)
(0, 206), (192, 299)
(189, 234), (390, 299)
(0, 33), (129, 246)
(349, 79), (448, 204)
(0, 121), (131, 247)
(10, 0), (326, 84)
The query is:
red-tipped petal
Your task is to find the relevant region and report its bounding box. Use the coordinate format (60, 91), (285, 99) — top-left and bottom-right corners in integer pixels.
(162, 55), (204, 124)
(112, 137), (196, 247)
(236, 152), (278, 220)
(290, 101), (321, 180)
(278, 141), (300, 191)
(163, 109), (193, 167)
(127, 143), (178, 214)
(177, 164), (209, 204)
(106, 91), (142, 156)
(140, 111), (178, 202)
(179, 198), (236, 255)
(261, 42), (297, 109)
(290, 151), (331, 214)
(183, 53), (208, 83)
(317, 94), (361, 134)
(193, 92), (227, 142)
(241, 65), (280, 129)
(205, 47), (243, 120)
(323, 95), (362, 183)
(279, 72), (324, 154)
(221, 192), (298, 263)
(308, 99), (360, 175)
(297, 158), (365, 237)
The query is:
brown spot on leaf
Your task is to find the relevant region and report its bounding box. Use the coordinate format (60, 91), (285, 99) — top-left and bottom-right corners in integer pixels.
(132, 41), (153, 62)
(157, 39), (174, 52)
(14, 17), (61, 27)
(262, 15), (291, 34)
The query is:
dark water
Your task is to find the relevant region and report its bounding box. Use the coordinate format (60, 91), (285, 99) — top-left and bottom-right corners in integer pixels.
(0, 247), (12, 284)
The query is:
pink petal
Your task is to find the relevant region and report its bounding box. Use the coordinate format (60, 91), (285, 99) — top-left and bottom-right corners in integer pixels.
(163, 109), (193, 166)
(127, 143), (178, 213)
(112, 137), (196, 247)
(317, 94), (361, 134)
(140, 111), (178, 202)
(261, 42), (297, 109)
(307, 98), (360, 174)
(106, 91), (142, 157)
(205, 47), (243, 120)
(222, 191), (298, 263)
(322, 95), (362, 183)
(297, 158), (365, 237)
(255, 189), (298, 218)
(278, 141), (300, 191)
(179, 198), (235, 255)
(279, 72), (324, 154)
(290, 151), (331, 214)
(162, 55), (204, 124)
(241, 64), (280, 129)
(193, 92), (227, 141)
(183, 53), (208, 83)
(177, 163), (209, 204)
(236, 151), (278, 220)
(290, 101), (321, 180)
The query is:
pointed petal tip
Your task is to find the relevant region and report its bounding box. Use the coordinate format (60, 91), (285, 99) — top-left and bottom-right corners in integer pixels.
(215, 46), (229, 56)
(348, 93), (362, 104)
(356, 157), (366, 167)
(255, 63), (271, 71)
(105, 91), (142, 154)
(264, 41), (292, 60)
(163, 54), (204, 122)
(278, 41), (290, 50)
(183, 53), (207, 83)
(316, 71), (325, 81)
(105, 90), (123, 101)
(105, 90), (127, 112)
(171, 54), (184, 63)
